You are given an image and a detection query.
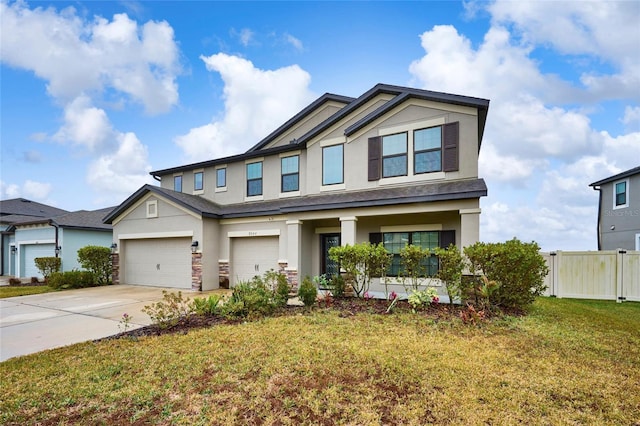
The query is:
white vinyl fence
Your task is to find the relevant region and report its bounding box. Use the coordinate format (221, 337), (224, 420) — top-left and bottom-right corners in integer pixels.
(541, 250), (640, 302)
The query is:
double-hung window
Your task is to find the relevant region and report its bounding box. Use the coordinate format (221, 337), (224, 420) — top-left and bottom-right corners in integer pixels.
(614, 180), (628, 208)
(246, 162), (263, 196)
(382, 133), (407, 178)
(194, 172), (203, 191)
(281, 155), (299, 192)
(174, 175), (182, 192)
(414, 126), (442, 174)
(216, 168), (226, 188)
(383, 231), (441, 277)
(322, 144), (343, 185)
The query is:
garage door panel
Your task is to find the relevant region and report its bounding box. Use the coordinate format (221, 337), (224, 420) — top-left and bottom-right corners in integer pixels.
(231, 237), (279, 286)
(124, 238), (191, 289)
(23, 244), (56, 278)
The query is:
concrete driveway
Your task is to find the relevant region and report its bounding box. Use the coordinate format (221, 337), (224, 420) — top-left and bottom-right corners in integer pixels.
(0, 285), (213, 362)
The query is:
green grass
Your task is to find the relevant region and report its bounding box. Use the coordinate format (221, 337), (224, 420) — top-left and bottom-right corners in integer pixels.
(0, 285), (54, 298)
(1, 298), (639, 425)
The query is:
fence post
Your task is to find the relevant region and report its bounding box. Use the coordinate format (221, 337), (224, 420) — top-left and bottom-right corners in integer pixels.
(549, 252), (557, 297)
(554, 251), (561, 298)
(617, 249), (626, 303)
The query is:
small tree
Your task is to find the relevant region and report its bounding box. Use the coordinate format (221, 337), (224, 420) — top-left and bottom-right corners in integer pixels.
(77, 246), (112, 285)
(329, 242), (391, 298)
(434, 244), (465, 306)
(34, 257), (61, 282)
(399, 244), (431, 292)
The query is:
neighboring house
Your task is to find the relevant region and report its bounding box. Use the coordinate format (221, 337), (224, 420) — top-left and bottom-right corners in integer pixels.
(0, 198), (114, 278)
(590, 166), (640, 251)
(105, 83), (490, 298)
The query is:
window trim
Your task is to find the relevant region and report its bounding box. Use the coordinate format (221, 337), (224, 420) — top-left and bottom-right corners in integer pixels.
(173, 174), (182, 192)
(613, 179), (629, 209)
(146, 200), (158, 218)
(322, 144), (344, 186)
(281, 155), (300, 193)
(246, 161), (263, 197)
(194, 171), (204, 192)
(414, 126), (442, 175)
(381, 132), (408, 178)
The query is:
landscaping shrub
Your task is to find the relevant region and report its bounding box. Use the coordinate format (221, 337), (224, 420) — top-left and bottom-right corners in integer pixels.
(77, 246), (112, 285)
(47, 271), (96, 290)
(329, 274), (346, 298)
(434, 244), (465, 306)
(297, 276), (317, 307)
(142, 291), (194, 329)
(407, 287), (439, 311)
(190, 294), (222, 316)
(328, 242), (391, 297)
(8, 278), (21, 285)
(34, 257), (61, 281)
(464, 238), (548, 310)
(223, 277), (278, 318)
(399, 244), (431, 291)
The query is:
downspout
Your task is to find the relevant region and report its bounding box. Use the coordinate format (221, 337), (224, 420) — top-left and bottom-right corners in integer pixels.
(51, 220), (60, 258)
(592, 185), (602, 250)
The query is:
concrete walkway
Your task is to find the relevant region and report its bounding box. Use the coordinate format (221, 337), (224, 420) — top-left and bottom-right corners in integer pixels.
(0, 284), (220, 362)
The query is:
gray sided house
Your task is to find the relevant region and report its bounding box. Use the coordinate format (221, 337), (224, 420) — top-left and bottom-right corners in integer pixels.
(0, 199), (114, 278)
(590, 166), (640, 251)
(105, 84), (490, 298)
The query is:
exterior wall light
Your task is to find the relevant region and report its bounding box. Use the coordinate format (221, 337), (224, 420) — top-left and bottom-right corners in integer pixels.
(10, 246), (17, 253)
(54, 246), (61, 256)
(191, 241), (199, 253)
(110, 243), (118, 253)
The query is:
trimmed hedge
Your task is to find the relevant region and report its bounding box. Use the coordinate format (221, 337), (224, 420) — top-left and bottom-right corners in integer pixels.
(47, 271), (98, 290)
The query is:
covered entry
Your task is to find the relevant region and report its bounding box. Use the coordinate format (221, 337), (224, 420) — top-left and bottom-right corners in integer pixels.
(123, 237), (192, 288)
(231, 236), (279, 286)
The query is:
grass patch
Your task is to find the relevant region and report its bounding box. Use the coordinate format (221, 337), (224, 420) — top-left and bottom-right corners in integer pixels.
(0, 285), (54, 299)
(1, 298), (639, 425)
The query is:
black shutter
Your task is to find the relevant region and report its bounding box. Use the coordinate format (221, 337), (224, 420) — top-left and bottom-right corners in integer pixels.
(442, 122), (459, 172)
(369, 232), (382, 245)
(368, 136), (381, 181)
(439, 230), (456, 248)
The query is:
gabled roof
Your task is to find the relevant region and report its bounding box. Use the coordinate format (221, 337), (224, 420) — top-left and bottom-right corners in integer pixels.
(149, 83), (490, 178)
(590, 166), (640, 187)
(104, 179), (487, 223)
(0, 198), (69, 224)
(7, 207), (115, 232)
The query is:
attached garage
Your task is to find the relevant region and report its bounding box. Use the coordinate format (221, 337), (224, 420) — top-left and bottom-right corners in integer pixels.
(22, 243), (56, 278)
(231, 236), (279, 286)
(123, 238), (192, 289)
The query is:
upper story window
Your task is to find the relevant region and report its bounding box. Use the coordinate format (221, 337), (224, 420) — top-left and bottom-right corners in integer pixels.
(414, 126), (442, 174)
(246, 162), (263, 197)
(322, 144), (343, 185)
(281, 155), (299, 192)
(614, 179), (628, 209)
(194, 172), (203, 191)
(174, 175), (182, 192)
(382, 133), (408, 178)
(216, 168), (226, 188)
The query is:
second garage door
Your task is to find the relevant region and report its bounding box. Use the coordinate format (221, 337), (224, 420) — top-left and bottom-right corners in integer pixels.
(22, 243), (55, 278)
(231, 237), (279, 286)
(124, 238), (192, 289)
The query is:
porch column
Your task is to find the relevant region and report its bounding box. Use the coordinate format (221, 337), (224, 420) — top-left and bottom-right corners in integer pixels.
(340, 216), (358, 246)
(460, 208), (481, 249)
(285, 220), (303, 288)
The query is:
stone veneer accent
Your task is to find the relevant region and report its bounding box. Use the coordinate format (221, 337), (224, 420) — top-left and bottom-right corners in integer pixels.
(278, 261), (299, 290)
(218, 261), (229, 289)
(192, 252), (202, 291)
(111, 253), (119, 285)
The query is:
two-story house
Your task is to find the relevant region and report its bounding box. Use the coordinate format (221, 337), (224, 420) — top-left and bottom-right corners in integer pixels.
(590, 166), (640, 251)
(104, 84), (490, 297)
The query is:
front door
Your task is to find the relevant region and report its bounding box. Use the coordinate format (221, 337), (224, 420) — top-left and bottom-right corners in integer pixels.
(321, 234), (341, 277)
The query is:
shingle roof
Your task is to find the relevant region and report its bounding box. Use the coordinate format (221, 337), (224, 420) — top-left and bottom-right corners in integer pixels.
(589, 166), (640, 187)
(6, 206), (115, 231)
(104, 179), (487, 223)
(0, 198), (69, 224)
(149, 83), (490, 177)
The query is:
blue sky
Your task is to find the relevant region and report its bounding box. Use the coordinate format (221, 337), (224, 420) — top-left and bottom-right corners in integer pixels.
(1, 0), (639, 251)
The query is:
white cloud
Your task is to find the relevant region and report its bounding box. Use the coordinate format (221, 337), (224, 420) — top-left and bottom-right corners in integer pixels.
(0, 2), (180, 114)
(175, 53), (316, 162)
(0, 179), (52, 201)
(232, 28), (254, 46)
(54, 95), (117, 153)
(623, 106), (640, 126)
(284, 33), (304, 51)
(22, 150), (42, 163)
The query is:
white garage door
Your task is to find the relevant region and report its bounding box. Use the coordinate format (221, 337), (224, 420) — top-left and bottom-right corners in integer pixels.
(22, 244), (55, 278)
(124, 238), (192, 289)
(231, 237), (279, 286)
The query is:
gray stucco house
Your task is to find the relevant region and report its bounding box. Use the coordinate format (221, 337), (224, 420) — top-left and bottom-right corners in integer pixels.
(104, 84), (490, 298)
(590, 166), (640, 251)
(0, 198), (114, 278)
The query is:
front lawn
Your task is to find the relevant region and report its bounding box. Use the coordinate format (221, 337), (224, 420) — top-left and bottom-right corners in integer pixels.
(0, 285), (54, 299)
(1, 298), (638, 425)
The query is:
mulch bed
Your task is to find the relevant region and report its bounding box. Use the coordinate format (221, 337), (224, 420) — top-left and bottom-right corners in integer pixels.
(100, 298), (472, 342)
